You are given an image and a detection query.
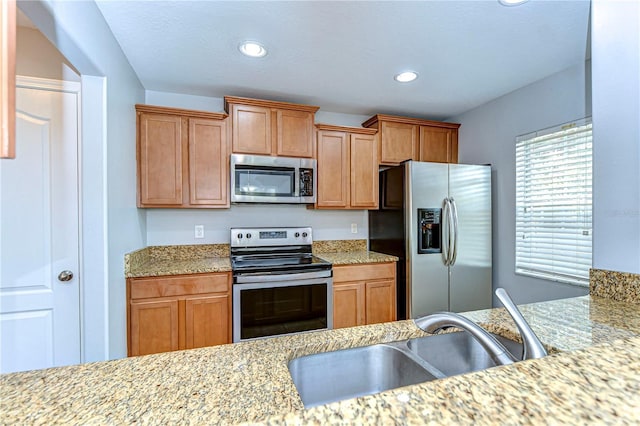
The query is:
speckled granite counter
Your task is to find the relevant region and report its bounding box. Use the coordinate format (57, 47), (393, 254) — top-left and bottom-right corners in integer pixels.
(317, 250), (398, 265)
(312, 238), (398, 265)
(125, 240), (397, 278)
(125, 244), (232, 278)
(2, 287), (640, 424)
(126, 256), (232, 278)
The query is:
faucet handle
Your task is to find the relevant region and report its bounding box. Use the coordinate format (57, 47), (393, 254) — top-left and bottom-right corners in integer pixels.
(495, 288), (548, 360)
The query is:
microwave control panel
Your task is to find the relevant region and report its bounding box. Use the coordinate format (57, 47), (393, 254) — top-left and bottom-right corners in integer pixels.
(299, 168), (314, 196)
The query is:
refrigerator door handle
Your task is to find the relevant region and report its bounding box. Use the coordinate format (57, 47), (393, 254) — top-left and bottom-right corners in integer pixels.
(450, 197), (459, 266)
(442, 198), (449, 266)
(443, 198), (454, 266)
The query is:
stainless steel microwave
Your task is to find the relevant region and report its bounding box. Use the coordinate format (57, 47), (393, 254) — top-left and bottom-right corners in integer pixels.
(230, 154), (316, 204)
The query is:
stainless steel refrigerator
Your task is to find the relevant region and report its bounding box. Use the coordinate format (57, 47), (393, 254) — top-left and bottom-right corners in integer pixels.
(369, 161), (492, 320)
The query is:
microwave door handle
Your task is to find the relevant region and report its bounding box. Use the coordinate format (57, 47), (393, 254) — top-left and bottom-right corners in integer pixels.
(294, 168), (300, 197)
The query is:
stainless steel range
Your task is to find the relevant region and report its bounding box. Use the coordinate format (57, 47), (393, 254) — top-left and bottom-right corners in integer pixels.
(231, 227), (333, 342)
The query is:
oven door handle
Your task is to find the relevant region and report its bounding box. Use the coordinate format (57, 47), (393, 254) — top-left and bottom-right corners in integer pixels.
(234, 269), (332, 283)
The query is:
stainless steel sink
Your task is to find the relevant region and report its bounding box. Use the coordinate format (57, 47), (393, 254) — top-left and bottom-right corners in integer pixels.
(288, 331), (523, 408)
(288, 344), (438, 408)
(406, 331), (523, 377)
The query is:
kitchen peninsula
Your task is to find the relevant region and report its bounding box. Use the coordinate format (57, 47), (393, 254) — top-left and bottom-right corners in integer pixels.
(1, 269), (639, 424)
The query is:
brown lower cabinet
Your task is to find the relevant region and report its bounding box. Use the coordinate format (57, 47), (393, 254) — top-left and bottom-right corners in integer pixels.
(333, 262), (397, 329)
(127, 272), (231, 356)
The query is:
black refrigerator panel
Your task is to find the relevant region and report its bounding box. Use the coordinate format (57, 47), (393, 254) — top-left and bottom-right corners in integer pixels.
(417, 208), (442, 254)
(369, 165), (407, 319)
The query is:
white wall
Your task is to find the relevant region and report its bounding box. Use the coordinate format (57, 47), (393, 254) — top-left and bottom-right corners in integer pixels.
(144, 90), (370, 245)
(16, 26), (80, 81)
(591, 0), (640, 274)
(451, 62), (591, 305)
(19, 0), (146, 360)
(147, 206), (367, 245)
(145, 90), (371, 128)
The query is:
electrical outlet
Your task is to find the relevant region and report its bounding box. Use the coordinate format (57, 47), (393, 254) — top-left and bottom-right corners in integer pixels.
(194, 225), (204, 239)
(351, 223), (358, 234)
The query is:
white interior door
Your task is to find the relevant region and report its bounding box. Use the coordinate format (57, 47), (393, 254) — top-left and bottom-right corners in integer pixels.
(0, 77), (81, 373)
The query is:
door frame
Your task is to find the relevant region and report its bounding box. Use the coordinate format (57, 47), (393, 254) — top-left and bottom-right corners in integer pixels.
(16, 1), (111, 363)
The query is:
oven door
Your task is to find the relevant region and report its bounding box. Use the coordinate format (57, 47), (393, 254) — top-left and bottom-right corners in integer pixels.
(233, 274), (333, 342)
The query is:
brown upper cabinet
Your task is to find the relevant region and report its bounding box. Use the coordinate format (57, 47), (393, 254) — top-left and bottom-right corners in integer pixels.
(224, 96), (319, 158)
(362, 114), (460, 165)
(315, 124), (378, 210)
(136, 104), (229, 208)
(1, 0), (16, 159)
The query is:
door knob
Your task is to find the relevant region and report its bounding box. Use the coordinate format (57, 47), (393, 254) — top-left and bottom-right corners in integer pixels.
(58, 270), (74, 282)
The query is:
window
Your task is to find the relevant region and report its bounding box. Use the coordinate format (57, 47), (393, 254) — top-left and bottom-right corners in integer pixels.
(515, 118), (592, 286)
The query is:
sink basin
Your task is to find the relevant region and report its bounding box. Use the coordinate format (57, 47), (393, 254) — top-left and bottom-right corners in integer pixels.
(289, 331), (525, 408)
(406, 331), (523, 377)
(288, 344), (438, 408)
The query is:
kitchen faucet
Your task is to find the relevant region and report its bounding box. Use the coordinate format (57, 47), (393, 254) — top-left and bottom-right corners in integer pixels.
(414, 288), (547, 366)
(495, 288), (548, 360)
(415, 312), (517, 366)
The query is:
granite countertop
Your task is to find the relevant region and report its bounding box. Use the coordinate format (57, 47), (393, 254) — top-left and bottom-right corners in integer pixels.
(126, 256), (233, 277)
(316, 250), (398, 265)
(124, 240), (398, 278)
(2, 270), (640, 424)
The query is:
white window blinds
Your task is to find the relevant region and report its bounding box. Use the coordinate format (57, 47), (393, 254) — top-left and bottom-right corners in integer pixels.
(515, 118), (592, 286)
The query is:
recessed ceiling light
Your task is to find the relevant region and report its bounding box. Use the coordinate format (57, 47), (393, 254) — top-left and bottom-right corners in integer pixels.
(498, 0), (529, 6)
(394, 71), (418, 83)
(238, 41), (267, 58)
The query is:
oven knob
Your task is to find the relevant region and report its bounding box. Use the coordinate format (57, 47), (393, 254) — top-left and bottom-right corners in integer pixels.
(246, 233), (252, 239)
(238, 233), (243, 239)
(302, 232), (308, 238)
(295, 232), (300, 238)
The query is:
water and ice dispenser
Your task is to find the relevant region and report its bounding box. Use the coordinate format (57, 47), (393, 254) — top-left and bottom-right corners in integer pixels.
(417, 208), (441, 254)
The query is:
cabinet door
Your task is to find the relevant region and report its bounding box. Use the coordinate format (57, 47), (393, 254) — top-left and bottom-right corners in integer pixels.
(450, 129), (458, 164)
(130, 299), (179, 356)
(138, 113), (184, 206)
(380, 121), (417, 165)
(316, 130), (349, 208)
(231, 104), (271, 155)
(365, 279), (396, 325)
(419, 126), (458, 163)
(333, 282), (364, 329)
(188, 118), (229, 206)
(185, 294), (230, 349)
(276, 109), (314, 158)
(1, 0), (16, 158)
(350, 133), (378, 209)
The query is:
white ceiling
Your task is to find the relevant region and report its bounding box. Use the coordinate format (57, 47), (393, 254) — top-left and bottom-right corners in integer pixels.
(96, 0), (591, 121)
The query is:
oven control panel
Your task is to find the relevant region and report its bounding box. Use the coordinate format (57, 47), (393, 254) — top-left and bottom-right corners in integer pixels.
(230, 227), (312, 247)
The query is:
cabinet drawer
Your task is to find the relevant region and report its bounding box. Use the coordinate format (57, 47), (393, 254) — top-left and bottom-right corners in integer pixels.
(130, 273), (230, 299)
(333, 262), (395, 283)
